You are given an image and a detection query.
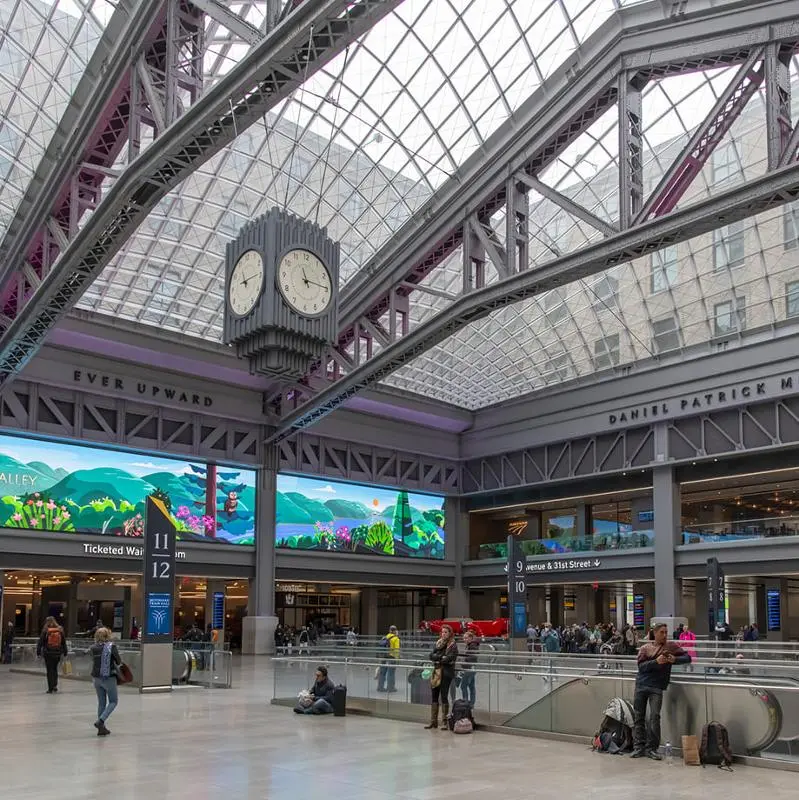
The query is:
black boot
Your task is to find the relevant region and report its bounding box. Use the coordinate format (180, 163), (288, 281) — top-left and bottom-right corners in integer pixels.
(440, 703), (450, 731)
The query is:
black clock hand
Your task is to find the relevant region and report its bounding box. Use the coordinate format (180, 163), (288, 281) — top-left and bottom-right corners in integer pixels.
(304, 279), (329, 291)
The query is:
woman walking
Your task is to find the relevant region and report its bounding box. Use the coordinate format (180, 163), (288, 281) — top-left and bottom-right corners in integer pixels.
(90, 627), (121, 736)
(36, 616), (67, 694)
(425, 624), (458, 731)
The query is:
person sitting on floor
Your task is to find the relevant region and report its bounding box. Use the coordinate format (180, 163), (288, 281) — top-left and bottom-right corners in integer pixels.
(294, 665), (336, 715)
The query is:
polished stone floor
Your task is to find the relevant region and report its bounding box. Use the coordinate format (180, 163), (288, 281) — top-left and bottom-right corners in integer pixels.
(2, 658), (797, 799)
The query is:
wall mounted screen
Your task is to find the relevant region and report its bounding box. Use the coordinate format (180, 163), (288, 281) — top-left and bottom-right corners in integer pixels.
(0, 433), (255, 544)
(276, 474), (445, 559)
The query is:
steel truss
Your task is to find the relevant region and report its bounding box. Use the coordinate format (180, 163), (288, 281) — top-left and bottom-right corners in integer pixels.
(0, 378), (458, 491)
(0, 0), (401, 383)
(461, 395), (799, 494)
(268, 0), (799, 438)
(277, 432), (460, 493)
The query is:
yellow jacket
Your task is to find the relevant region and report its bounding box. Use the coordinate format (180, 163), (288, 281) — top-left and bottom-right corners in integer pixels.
(386, 632), (400, 658)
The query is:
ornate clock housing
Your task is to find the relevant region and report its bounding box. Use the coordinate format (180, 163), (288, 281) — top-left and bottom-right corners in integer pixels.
(222, 209), (340, 379)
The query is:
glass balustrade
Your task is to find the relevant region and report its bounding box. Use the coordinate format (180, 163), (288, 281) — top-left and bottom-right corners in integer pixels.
(477, 529), (654, 560)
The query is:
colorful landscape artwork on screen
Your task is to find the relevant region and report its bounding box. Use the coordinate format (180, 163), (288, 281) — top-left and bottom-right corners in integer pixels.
(0, 434), (255, 544)
(276, 474), (445, 559)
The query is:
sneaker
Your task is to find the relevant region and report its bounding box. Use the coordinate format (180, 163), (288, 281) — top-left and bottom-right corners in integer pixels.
(630, 750), (646, 758)
(97, 723), (110, 736)
(646, 751), (662, 761)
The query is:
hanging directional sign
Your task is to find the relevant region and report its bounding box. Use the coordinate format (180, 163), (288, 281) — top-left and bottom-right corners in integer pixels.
(504, 556), (602, 574)
(707, 557), (726, 632)
(142, 495), (177, 644)
(507, 535), (527, 638)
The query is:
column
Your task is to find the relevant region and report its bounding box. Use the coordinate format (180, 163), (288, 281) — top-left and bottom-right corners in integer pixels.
(576, 503), (591, 540)
(30, 576), (41, 635)
(242, 465), (278, 654)
(693, 580), (709, 635)
(122, 587), (132, 640)
(548, 588), (564, 627)
(361, 588), (379, 636)
(66, 577), (79, 636)
(445, 497), (469, 618)
(615, 591), (627, 628)
(574, 585), (597, 624)
(529, 587), (547, 625)
(630, 495), (654, 531)
(653, 464), (681, 619)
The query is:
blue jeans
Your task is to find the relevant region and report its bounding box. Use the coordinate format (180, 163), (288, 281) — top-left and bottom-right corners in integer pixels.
(460, 671), (476, 706)
(307, 698), (332, 715)
(93, 676), (118, 723)
(377, 664), (396, 691)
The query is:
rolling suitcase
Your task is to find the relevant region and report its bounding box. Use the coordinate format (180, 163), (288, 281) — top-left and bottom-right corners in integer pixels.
(332, 684), (347, 716)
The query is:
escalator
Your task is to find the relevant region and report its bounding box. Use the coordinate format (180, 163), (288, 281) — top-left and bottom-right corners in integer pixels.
(504, 671), (785, 755)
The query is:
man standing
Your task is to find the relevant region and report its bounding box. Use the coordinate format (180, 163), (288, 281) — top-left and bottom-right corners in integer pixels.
(377, 625), (400, 692)
(631, 622), (691, 760)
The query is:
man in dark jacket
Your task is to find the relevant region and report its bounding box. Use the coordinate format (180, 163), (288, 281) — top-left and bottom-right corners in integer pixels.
(294, 666), (336, 714)
(631, 623), (691, 760)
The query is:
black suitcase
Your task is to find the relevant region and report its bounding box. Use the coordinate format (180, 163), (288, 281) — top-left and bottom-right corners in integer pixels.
(332, 684), (347, 716)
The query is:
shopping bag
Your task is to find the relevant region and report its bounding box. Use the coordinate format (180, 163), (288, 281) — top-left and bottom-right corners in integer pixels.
(682, 734), (701, 766)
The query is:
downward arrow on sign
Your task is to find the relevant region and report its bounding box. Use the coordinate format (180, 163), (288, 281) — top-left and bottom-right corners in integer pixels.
(594, 559), (600, 567)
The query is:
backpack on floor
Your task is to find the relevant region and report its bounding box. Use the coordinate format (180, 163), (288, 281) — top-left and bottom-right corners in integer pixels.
(593, 716), (632, 754)
(448, 698), (474, 731)
(453, 718), (474, 734)
(699, 722), (733, 770)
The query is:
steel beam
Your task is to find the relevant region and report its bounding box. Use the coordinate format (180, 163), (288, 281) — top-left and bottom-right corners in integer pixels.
(518, 173), (617, 237)
(765, 42), (793, 170)
(635, 47), (766, 223)
(189, 0), (264, 45)
(0, 0), (402, 384)
(0, 0), (166, 300)
(335, 0), (799, 347)
(268, 162), (799, 441)
(618, 72), (645, 230)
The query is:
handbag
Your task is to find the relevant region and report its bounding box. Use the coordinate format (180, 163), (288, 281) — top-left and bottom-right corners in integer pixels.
(430, 667), (442, 688)
(116, 662), (133, 685)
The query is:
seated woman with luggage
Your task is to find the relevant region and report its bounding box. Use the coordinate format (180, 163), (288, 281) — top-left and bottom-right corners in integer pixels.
(294, 665), (336, 714)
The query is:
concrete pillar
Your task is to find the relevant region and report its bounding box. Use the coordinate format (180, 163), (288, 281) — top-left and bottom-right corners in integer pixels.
(576, 503), (591, 539)
(30, 576), (41, 635)
(362, 588), (379, 636)
(529, 588), (547, 625)
(574, 585), (597, 624)
(66, 577), (80, 636)
(445, 496), (469, 618)
(630, 495), (654, 531)
(122, 587), (133, 640)
(548, 588), (564, 627)
(653, 465), (680, 617)
(615, 591), (626, 628)
(693, 580), (709, 635)
(526, 511), (542, 540)
(242, 466), (278, 654)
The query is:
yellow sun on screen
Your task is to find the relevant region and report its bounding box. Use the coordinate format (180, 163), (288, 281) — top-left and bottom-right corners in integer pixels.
(372, 499), (379, 507)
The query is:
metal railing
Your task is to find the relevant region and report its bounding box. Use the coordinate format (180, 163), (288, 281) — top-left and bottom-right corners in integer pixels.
(271, 650), (799, 763)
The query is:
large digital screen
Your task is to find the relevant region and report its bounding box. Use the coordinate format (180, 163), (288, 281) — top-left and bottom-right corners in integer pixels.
(0, 434), (255, 544)
(276, 474), (445, 559)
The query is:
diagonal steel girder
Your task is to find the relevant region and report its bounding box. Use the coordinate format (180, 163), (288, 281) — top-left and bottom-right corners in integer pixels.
(269, 162), (799, 442)
(0, 0), (401, 384)
(0, 0), (168, 307)
(325, 0), (799, 371)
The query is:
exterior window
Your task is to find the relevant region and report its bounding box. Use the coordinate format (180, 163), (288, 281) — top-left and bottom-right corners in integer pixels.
(713, 297), (746, 337)
(713, 220), (745, 270)
(652, 316), (680, 354)
(784, 203), (799, 250)
(651, 245), (677, 293)
(711, 143), (741, 186)
(590, 275), (618, 311)
(786, 282), (799, 318)
(594, 333), (620, 370)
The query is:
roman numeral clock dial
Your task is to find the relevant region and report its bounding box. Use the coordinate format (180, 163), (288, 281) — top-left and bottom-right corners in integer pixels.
(277, 249), (333, 317)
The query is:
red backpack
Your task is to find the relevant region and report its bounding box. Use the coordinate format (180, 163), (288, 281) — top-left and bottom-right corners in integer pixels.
(45, 627), (62, 651)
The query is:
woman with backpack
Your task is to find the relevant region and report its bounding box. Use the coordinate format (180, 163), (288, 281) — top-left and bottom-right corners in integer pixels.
(90, 627), (121, 736)
(36, 616), (67, 694)
(424, 624), (458, 731)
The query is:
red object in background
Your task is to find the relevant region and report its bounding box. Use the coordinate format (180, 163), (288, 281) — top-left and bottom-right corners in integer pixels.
(592, 581), (599, 591)
(421, 618), (509, 637)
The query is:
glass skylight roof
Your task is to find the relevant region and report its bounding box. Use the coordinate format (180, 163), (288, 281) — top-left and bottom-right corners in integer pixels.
(1, 0), (791, 411)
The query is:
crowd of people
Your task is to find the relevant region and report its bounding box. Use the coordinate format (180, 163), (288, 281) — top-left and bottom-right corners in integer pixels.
(527, 621), (641, 656)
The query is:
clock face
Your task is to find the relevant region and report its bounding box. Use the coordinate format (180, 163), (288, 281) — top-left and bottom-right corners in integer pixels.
(277, 249), (333, 316)
(229, 250), (264, 317)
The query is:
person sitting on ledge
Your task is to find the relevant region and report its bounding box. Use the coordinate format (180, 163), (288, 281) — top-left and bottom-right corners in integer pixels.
(294, 665), (336, 715)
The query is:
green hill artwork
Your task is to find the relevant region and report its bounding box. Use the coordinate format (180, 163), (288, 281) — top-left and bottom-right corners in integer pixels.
(0, 434), (256, 545)
(276, 475), (445, 560)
